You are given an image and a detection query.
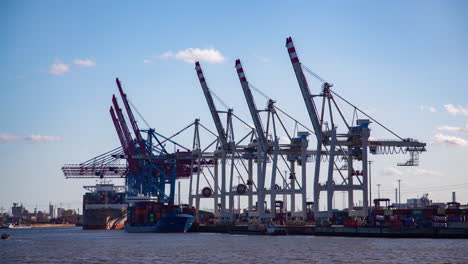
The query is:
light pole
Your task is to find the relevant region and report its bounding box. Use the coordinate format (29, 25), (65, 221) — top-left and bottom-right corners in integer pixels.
(368, 161), (373, 208)
(398, 179), (401, 209)
(237, 175), (241, 214)
(377, 184), (381, 199)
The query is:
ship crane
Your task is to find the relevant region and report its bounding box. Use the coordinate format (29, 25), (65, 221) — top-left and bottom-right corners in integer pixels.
(286, 37), (426, 218)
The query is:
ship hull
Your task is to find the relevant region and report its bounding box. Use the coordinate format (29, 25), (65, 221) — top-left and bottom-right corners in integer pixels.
(125, 213), (194, 233)
(82, 208), (127, 230)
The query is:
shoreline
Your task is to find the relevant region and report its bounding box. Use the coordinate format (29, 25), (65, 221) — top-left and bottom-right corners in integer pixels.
(31, 224), (77, 228)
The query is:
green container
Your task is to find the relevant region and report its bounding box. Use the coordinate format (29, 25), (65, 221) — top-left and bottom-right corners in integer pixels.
(413, 209), (423, 215)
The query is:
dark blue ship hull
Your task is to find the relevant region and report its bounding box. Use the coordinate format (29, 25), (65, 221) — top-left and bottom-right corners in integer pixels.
(125, 213), (194, 233)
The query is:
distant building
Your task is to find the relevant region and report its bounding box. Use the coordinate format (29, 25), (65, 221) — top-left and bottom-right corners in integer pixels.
(406, 193), (431, 208)
(56, 208), (65, 218)
(12, 203), (25, 217)
(49, 203), (54, 218)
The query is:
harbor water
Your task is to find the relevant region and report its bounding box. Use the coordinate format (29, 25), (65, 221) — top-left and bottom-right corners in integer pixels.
(1, 227), (466, 263)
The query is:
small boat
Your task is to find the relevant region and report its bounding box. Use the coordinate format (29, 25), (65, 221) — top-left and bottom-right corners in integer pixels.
(8, 224), (32, 229)
(1, 233), (11, 239)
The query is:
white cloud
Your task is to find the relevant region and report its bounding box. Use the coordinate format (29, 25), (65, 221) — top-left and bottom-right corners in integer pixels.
(143, 59), (152, 64)
(0, 133), (21, 142)
(159, 48), (226, 64)
(437, 124), (468, 133)
(48, 59), (70, 75)
(444, 104), (468, 116)
(25, 135), (61, 142)
(73, 58), (96, 67)
(159, 52), (173, 59)
(0, 133), (60, 143)
(382, 167), (403, 177)
(418, 105), (437, 113)
(433, 133), (468, 147)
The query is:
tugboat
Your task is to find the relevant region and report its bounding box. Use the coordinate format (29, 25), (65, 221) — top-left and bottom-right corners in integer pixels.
(125, 194), (195, 233)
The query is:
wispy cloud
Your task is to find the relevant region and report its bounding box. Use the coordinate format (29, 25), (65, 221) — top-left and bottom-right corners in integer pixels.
(382, 167), (403, 177)
(412, 168), (441, 177)
(0, 133), (21, 142)
(159, 48), (226, 64)
(418, 105), (437, 113)
(253, 54), (270, 63)
(433, 133), (468, 147)
(0, 133), (61, 143)
(143, 59), (152, 64)
(444, 104), (468, 116)
(25, 135), (61, 142)
(437, 124), (468, 133)
(48, 59), (70, 75)
(73, 58), (96, 67)
(382, 167), (442, 178)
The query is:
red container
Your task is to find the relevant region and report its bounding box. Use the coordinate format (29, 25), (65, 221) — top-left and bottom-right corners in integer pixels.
(344, 220), (358, 227)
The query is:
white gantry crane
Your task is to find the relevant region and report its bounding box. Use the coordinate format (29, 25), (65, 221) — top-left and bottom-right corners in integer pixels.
(286, 37), (426, 219)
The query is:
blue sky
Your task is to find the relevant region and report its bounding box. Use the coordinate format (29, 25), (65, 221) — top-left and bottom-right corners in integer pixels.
(1, 1), (467, 212)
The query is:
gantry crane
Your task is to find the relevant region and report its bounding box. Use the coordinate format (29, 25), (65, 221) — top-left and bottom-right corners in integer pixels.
(64, 78), (215, 205)
(286, 37), (426, 218)
(235, 59), (281, 219)
(195, 61), (237, 220)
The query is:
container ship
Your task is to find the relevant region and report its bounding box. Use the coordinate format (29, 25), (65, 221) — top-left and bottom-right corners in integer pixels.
(125, 195), (195, 233)
(82, 183), (127, 230)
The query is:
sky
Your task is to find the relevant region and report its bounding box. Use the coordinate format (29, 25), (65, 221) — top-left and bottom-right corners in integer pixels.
(1, 0), (467, 213)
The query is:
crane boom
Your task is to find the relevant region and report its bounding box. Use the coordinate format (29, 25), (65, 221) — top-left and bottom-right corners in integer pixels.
(286, 37), (323, 141)
(195, 62), (229, 148)
(112, 95), (139, 171)
(110, 106), (129, 155)
(116, 78), (147, 155)
(235, 59), (270, 217)
(235, 59), (268, 149)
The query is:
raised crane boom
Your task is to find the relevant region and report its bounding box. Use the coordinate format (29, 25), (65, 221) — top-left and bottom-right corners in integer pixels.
(112, 95), (138, 171)
(235, 59), (270, 217)
(286, 37), (323, 142)
(235, 59), (268, 149)
(110, 106), (129, 155)
(116, 78), (147, 156)
(195, 62), (229, 148)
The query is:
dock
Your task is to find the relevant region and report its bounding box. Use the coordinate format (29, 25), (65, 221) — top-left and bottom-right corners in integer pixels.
(193, 224), (467, 239)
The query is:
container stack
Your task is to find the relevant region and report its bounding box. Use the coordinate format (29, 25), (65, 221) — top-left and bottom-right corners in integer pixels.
(432, 215), (447, 228)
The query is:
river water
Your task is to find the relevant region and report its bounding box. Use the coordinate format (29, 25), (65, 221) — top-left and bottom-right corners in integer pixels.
(0, 227), (466, 263)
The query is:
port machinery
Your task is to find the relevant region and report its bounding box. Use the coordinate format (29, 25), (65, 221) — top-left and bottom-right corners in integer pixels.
(63, 36), (427, 227)
(192, 37), (426, 225)
(62, 78), (216, 204)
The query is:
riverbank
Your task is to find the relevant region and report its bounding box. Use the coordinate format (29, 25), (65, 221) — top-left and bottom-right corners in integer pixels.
(31, 224), (76, 228)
